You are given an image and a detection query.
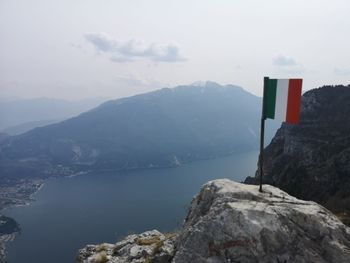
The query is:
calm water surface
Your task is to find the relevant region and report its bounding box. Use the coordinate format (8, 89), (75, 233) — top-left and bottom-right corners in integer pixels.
(4, 151), (259, 263)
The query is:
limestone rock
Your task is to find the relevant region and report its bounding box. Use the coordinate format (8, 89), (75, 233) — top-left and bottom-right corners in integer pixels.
(76, 230), (176, 263)
(173, 179), (350, 263)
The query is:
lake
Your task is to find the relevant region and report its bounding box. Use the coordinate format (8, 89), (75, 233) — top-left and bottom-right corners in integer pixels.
(4, 151), (259, 263)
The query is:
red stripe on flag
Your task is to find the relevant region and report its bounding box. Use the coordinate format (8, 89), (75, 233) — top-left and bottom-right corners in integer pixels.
(286, 79), (302, 124)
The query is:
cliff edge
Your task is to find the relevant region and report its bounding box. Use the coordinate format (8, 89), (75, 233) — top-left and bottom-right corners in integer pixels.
(245, 85), (350, 224)
(77, 179), (350, 263)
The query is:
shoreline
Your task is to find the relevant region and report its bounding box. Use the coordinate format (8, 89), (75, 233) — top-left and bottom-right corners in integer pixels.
(0, 150), (259, 262)
(0, 171), (98, 262)
(1, 180), (45, 212)
(0, 178), (46, 262)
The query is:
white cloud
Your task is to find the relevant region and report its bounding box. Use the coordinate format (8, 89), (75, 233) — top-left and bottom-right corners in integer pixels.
(272, 54), (305, 73)
(85, 33), (186, 63)
(273, 55), (297, 66)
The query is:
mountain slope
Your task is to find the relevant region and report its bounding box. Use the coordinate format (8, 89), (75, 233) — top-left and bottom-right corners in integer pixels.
(0, 82), (277, 183)
(245, 85), (350, 223)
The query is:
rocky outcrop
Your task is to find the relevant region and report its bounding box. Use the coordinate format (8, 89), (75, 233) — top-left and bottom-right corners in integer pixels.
(77, 230), (177, 263)
(245, 85), (350, 224)
(77, 179), (350, 263)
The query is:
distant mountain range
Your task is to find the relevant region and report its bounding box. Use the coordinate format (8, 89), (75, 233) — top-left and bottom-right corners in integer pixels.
(0, 97), (107, 134)
(245, 85), (350, 225)
(0, 82), (278, 184)
(3, 119), (61, 136)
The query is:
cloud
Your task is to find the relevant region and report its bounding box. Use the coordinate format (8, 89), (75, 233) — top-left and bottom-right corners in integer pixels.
(334, 67), (350, 76)
(273, 55), (298, 66)
(84, 33), (186, 63)
(272, 54), (305, 73)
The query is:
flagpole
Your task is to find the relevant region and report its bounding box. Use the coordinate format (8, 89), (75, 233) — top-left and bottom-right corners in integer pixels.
(259, 77), (268, 192)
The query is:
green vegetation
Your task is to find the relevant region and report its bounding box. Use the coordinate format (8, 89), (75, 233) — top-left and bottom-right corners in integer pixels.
(0, 216), (20, 235)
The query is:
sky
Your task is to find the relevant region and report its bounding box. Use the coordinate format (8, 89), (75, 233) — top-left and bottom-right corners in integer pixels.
(1, 0), (350, 100)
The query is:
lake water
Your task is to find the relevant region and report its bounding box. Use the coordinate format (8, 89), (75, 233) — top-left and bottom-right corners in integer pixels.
(4, 151), (259, 263)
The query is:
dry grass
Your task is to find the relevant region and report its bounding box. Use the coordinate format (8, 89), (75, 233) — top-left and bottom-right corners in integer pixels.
(164, 232), (177, 239)
(135, 235), (164, 263)
(152, 240), (164, 255)
(114, 232), (178, 263)
(93, 251), (108, 263)
(95, 243), (109, 252)
(136, 236), (161, 246)
(136, 232), (177, 246)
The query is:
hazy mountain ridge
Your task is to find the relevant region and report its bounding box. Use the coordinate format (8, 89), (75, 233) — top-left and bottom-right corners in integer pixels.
(3, 119), (61, 136)
(0, 82), (278, 184)
(245, 84), (350, 224)
(0, 97), (107, 134)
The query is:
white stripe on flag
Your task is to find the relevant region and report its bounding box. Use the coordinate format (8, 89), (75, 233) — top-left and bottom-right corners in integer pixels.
(274, 79), (289, 121)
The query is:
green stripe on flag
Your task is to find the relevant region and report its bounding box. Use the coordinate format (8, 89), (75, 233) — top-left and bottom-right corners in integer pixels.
(264, 79), (277, 119)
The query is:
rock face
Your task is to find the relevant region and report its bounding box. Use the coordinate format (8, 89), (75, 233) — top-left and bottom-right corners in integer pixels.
(77, 179), (350, 263)
(245, 85), (350, 224)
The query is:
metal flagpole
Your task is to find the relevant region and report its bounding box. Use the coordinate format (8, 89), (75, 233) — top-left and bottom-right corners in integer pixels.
(259, 77), (268, 192)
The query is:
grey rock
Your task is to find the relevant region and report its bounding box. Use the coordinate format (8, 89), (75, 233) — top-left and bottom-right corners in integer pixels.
(77, 230), (176, 263)
(173, 179), (350, 263)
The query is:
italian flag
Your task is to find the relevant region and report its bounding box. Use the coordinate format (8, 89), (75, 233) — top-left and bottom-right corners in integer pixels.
(264, 78), (303, 124)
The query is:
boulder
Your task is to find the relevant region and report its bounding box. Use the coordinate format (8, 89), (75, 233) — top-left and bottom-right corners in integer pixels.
(173, 179), (350, 263)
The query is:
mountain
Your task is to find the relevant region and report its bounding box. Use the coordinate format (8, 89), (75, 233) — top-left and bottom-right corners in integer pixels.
(77, 179), (350, 263)
(245, 85), (350, 224)
(0, 97), (107, 134)
(0, 82), (278, 184)
(3, 119), (61, 136)
(0, 133), (9, 144)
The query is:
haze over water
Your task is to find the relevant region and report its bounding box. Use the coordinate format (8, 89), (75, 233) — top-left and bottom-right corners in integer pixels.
(4, 151), (258, 263)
